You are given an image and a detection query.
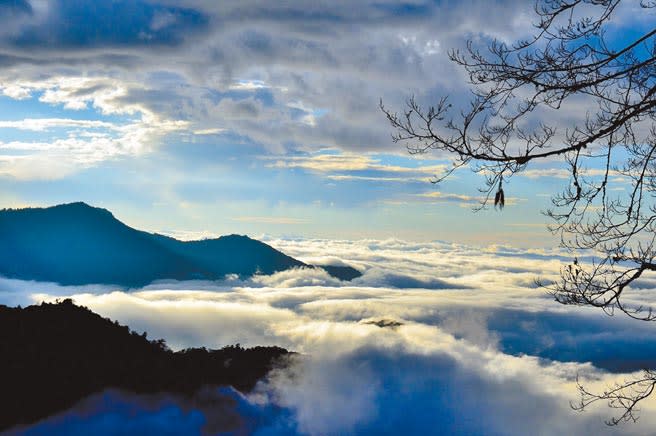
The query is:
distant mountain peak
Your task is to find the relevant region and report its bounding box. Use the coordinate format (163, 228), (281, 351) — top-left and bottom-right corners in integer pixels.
(0, 202), (362, 286)
(59, 201), (93, 208)
(4, 201), (113, 217)
(54, 201), (112, 213)
(220, 234), (252, 240)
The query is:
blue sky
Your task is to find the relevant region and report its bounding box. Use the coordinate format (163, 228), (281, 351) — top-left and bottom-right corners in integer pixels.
(0, 0), (645, 247)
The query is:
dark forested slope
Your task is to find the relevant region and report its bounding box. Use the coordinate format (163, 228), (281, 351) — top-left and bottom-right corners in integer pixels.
(0, 299), (290, 431)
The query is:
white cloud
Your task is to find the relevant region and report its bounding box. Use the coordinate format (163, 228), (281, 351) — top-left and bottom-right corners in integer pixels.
(231, 216), (309, 225)
(192, 127), (225, 135)
(0, 77), (189, 180)
(267, 153), (446, 175)
(264, 152), (450, 185)
(0, 118), (117, 131)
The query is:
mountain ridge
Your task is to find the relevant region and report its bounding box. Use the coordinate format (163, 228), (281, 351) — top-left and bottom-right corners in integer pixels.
(0, 202), (361, 286)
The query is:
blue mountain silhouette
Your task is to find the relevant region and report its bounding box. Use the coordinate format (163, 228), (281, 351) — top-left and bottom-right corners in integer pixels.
(0, 202), (360, 286)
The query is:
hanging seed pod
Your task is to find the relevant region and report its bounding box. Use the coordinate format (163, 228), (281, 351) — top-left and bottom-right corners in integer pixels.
(494, 188), (505, 209)
(494, 177), (505, 210)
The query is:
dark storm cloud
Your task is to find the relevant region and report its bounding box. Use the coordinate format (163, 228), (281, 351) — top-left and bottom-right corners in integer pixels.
(10, 0), (209, 48)
(0, 0), (32, 17)
(0, 0), (537, 163)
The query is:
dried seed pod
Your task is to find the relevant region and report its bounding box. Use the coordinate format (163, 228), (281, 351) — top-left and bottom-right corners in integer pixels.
(494, 188), (504, 209)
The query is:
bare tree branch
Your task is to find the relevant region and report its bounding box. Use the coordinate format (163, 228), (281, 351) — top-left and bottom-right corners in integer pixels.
(383, 0), (656, 424)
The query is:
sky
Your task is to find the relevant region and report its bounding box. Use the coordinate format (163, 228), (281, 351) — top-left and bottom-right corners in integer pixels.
(6, 238), (656, 435)
(4, 0), (652, 247)
(3, 2), (656, 434)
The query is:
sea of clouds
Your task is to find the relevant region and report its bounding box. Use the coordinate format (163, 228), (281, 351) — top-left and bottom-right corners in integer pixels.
(4, 238), (656, 435)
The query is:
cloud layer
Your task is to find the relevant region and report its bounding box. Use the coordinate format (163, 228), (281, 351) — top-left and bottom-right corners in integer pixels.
(4, 237), (656, 434)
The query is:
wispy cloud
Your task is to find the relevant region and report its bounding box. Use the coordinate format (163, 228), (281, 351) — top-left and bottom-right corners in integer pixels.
(192, 128), (225, 135)
(266, 153), (449, 184)
(231, 216), (309, 225)
(0, 118), (117, 131)
(416, 191), (525, 207)
(0, 76), (190, 179)
(268, 153), (446, 174)
(519, 167), (625, 180)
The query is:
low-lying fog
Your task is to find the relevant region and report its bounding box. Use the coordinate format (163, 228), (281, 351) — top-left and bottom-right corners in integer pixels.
(5, 238), (656, 435)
